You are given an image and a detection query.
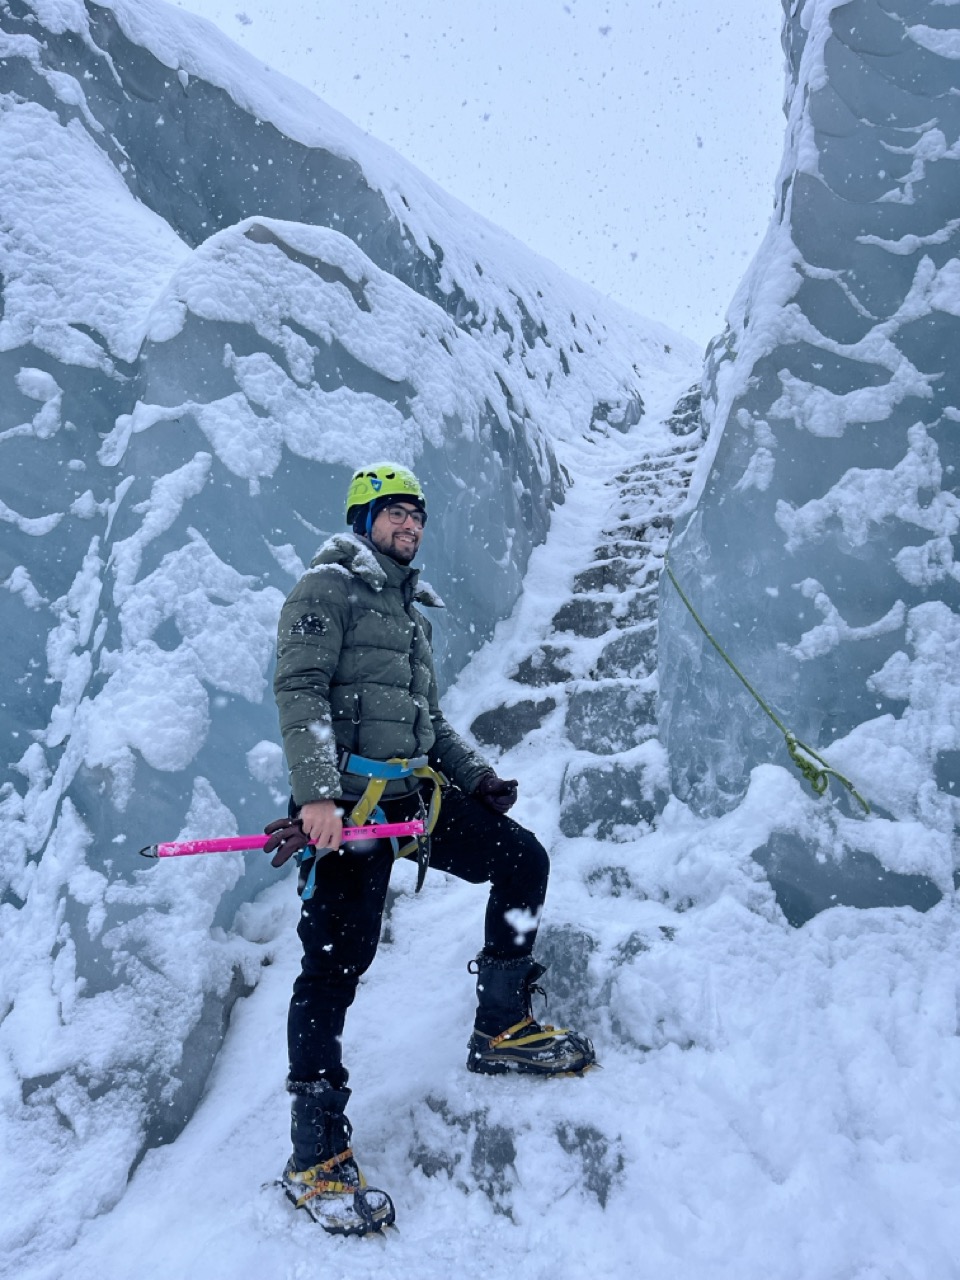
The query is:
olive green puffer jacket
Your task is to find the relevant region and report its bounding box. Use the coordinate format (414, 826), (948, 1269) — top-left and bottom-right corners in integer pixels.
(274, 533), (491, 806)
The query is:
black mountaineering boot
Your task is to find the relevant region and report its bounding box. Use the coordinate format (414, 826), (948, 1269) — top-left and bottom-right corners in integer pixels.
(280, 1080), (395, 1235)
(466, 952), (596, 1076)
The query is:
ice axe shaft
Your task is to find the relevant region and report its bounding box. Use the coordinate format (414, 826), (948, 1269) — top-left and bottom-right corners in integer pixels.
(138, 821), (425, 860)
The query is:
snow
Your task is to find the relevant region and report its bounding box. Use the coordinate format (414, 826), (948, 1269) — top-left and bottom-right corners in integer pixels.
(3, 0), (960, 1275)
(16, 394), (960, 1280)
(0, 99), (190, 368)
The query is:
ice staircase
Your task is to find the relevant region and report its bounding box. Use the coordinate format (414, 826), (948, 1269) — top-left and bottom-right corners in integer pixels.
(392, 385), (707, 1217)
(468, 385), (703, 842)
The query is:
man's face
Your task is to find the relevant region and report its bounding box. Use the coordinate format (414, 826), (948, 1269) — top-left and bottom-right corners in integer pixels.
(370, 500), (425, 564)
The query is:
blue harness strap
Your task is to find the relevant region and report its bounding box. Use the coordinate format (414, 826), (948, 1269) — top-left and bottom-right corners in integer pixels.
(298, 847), (320, 901)
(369, 804), (400, 858)
(296, 801), (400, 901)
(338, 752), (428, 780)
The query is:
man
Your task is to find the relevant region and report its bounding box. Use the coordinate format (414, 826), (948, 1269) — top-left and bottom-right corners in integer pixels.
(266, 461), (594, 1236)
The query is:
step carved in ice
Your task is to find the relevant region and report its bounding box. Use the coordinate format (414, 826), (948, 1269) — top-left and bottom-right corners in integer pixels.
(470, 697), (557, 751)
(532, 922), (599, 1032)
(600, 514), (674, 546)
(565, 685), (657, 754)
(409, 1096), (517, 1214)
(664, 385), (703, 437)
(509, 644), (575, 687)
(555, 1124), (625, 1209)
(551, 589), (657, 639)
(560, 757), (668, 840)
(600, 538), (667, 561)
(409, 1093), (622, 1211)
(593, 624), (658, 680)
(752, 831), (943, 928)
(571, 558), (657, 594)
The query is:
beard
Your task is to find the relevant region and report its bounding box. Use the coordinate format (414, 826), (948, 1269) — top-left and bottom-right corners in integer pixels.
(371, 527), (420, 563)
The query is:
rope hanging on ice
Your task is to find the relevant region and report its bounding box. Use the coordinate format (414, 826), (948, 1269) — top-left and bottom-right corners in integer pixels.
(663, 557), (870, 816)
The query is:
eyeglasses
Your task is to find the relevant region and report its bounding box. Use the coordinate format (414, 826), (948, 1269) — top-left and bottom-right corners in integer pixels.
(383, 504), (426, 528)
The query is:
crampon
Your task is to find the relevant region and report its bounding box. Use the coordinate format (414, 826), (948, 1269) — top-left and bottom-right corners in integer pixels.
(279, 1148), (395, 1236)
(467, 1017), (597, 1076)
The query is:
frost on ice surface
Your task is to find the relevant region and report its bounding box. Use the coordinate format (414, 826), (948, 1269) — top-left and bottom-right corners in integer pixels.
(0, 0), (692, 1264)
(659, 0), (960, 921)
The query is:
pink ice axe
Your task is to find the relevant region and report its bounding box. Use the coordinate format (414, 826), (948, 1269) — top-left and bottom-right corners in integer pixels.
(138, 821), (425, 859)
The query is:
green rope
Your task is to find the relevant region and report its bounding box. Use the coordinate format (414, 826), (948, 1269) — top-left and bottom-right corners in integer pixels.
(663, 557), (870, 815)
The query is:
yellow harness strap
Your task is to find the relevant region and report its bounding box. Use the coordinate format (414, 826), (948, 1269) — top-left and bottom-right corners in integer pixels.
(346, 760), (446, 861)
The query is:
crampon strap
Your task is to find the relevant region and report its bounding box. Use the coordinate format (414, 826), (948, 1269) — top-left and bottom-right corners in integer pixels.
(487, 1017), (569, 1050)
(293, 1149), (360, 1205)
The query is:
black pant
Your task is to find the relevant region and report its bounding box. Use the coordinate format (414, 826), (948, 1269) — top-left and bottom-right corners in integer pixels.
(287, 786), (550, 1088)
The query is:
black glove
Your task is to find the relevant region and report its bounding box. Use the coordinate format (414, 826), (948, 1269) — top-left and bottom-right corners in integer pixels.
(263, 817), (311, 868)
(475, 772), (518, 815)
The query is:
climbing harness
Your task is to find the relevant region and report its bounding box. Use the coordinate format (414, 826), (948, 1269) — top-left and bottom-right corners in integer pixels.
(298, 753), (446, 901)
(663, 556), (870, 815)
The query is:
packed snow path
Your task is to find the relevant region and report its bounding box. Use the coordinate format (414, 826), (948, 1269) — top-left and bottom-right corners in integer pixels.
(29, 384), (960, 1280)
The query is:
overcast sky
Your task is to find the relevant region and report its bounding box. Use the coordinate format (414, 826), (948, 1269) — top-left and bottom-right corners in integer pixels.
(174, 0), (786, 347)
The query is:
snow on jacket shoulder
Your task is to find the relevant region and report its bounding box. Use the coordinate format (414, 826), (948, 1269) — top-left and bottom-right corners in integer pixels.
(273, 532), (490, 806)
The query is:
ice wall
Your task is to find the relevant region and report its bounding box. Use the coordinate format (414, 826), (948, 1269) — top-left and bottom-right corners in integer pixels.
(0, 0), (692, 1257)
(659, 0), (960, 922)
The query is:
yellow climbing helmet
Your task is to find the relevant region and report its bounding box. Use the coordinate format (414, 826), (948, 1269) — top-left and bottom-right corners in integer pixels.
(345, 462), (426, 524)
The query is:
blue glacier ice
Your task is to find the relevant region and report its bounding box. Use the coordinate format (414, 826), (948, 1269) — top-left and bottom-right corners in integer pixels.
(8, 0), (960, 1271)
(659, 0), (960, 923)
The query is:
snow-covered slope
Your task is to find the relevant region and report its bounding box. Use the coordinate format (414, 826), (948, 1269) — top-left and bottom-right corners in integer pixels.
(8, 2), (960, 1274)
(0, 0), (697, 1266)
(659, 0), (960, 920)
(25, 386), (960, 1280)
